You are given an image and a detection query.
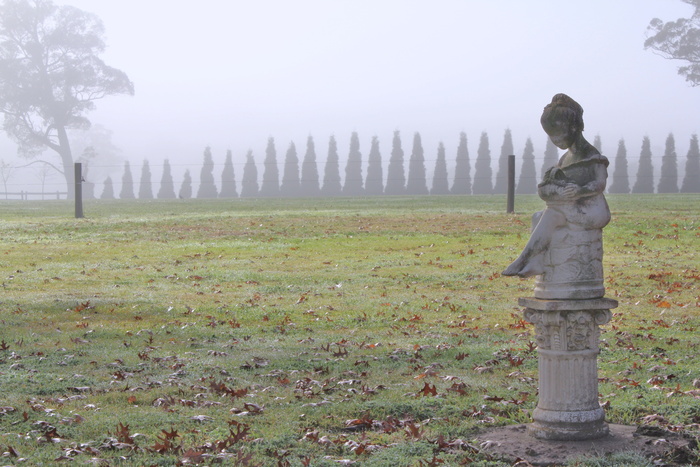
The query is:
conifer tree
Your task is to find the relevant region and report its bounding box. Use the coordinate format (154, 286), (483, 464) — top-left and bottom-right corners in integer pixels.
(179, 170), (192, 199)
(472, 132), (493, 194)
(196, 146), (218, 198)
(219, 150), (237, 198)
(593, 135), (602, 153)
(120, 161), (135, 199)
(240, 151), (259, 198)
(633, 137), (655, 194)
(451, 132), (471, 194)
(658, 133), (679, 193)
(365, 136), (384, 195)
(541, 138), (559, 179)
(493, 129), (514, 194)
(406, 132), (429, 195)
(280, 141), (301, 197)
(157, 159), (176, 199)
(300, 136), (320, 197)
(321, 136), (342, 196)
(138, 159), (153, 199)
(260, 137), (280, 197)
(431, 142), (450, 195)
(609, 139), (630, 194)
(343, 132), (364, 196)
(516, 138), (538, 194)
(101, 176), (114, 199)
(80, 158), (95, 199)
(385, 131), (406, 195)
(681, 134), (700, 193)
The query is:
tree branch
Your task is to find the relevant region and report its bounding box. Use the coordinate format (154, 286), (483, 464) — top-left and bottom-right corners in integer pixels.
(12, 159), (64, 175)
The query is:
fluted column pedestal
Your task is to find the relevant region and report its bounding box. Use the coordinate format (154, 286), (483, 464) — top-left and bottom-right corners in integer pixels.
(521, 297), (617, 441)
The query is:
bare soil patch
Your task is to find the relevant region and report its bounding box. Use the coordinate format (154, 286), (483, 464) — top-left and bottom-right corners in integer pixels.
(476, 424), (697, 466)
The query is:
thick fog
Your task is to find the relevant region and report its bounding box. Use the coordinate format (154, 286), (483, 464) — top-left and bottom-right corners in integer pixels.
(1, 0), (699, 196)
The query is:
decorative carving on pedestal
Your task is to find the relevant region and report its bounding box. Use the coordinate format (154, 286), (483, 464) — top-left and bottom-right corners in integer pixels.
(502, 94), (617, 441)
(524, 307), (612, 352)
(534, 227), (605, 299)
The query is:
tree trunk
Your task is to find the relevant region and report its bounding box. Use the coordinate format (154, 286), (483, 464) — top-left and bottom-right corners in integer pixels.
(56, 125), (75, 199)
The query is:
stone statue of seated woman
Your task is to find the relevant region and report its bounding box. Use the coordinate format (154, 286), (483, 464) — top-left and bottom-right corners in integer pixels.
(503, 94), (611, 300)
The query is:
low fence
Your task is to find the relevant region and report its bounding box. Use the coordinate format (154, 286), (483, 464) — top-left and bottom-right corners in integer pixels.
(3, 159), (520, 218)
(0, 191), (67, 200)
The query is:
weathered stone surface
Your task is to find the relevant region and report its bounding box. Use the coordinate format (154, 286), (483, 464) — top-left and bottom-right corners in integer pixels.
(534, 228), (605, 299)
(523, 309), (612, 351)
(519, 297), (618, 312)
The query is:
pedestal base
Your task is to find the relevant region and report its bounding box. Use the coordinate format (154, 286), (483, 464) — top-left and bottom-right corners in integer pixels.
(528, 408), (609, 440)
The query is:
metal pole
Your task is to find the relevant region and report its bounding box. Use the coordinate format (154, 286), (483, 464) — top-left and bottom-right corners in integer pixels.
(75, 163), (84, 218)
(506, 154), (515, 214)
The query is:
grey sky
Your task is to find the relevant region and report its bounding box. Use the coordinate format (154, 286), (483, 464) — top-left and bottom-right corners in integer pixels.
(1, 0), (699, 191)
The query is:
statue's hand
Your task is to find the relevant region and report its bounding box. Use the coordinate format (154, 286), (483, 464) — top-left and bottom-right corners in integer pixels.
(561, 183), (579, 199)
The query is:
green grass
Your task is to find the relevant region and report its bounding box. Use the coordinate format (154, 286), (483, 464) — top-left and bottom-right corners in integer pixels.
(0, 194), (698, 465)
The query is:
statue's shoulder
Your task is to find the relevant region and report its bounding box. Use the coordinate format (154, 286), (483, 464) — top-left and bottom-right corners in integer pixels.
(573, 153), (609, 168)
(591, 154), (609, 167)
(559, 152), (608, 170)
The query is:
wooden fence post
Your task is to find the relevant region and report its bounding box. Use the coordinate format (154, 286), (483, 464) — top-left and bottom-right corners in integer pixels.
(75, 163), (84, 218)
(506, 155), (515, 214)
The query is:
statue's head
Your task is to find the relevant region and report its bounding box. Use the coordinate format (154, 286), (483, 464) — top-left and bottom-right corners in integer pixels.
(541, 94), (584, 149)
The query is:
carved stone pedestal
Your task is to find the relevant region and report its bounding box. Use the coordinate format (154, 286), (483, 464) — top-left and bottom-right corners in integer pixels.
(533, 222), (605, 300)
(521, 297), (617, 441)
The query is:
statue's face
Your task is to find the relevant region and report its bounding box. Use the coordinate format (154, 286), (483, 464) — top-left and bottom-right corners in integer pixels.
(545, 120), (577, 150)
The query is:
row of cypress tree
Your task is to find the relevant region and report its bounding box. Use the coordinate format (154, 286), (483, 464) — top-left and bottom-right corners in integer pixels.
(99, 131), (700, 199)
(609, 134), (700, 194)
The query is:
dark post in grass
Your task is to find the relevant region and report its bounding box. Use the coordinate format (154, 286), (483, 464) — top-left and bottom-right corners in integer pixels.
(506, 155), (515, 214)
(75, 163), (84, 219)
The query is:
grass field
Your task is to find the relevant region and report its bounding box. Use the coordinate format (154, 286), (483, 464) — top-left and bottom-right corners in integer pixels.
(0, 194), (698, 466)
